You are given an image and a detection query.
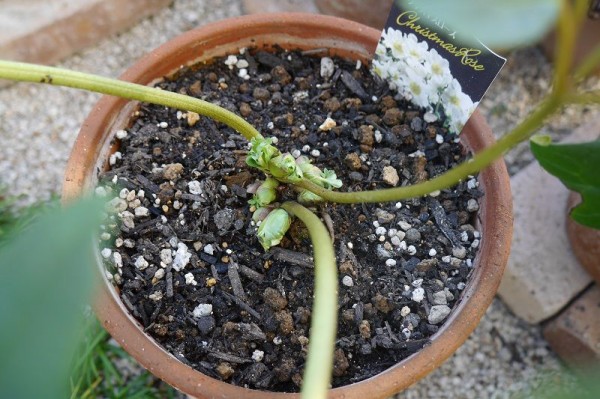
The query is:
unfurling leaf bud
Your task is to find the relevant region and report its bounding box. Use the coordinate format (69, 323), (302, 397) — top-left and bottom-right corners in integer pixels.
(257, 208), (292, 250)
(269, 153), (303, 182)
(246, 137), (280, 171)
(248, 178), (279, 207)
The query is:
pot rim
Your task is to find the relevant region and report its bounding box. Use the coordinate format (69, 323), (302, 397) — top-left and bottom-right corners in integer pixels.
(63, 12), (513, 399)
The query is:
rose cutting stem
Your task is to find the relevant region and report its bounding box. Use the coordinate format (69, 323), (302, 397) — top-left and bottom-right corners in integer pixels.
(281, 202), (338, 399)
(0, 60), (263, 141)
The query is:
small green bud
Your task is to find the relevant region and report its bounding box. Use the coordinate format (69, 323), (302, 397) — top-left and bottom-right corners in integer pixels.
(257, 208), (292, 250)
(321, 168), (343, 189)
(248, 178), (279, 207)
(269, 153), (303, 182)
(246, 137), (280, 171)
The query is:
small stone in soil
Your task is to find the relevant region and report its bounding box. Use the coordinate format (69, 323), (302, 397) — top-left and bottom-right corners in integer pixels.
(193, 304), (213, 318)
(382, 166), (400, 186)
(342, 276), (354, 287)
(428, 305), (452, 324)
(411, 287), (425, 302)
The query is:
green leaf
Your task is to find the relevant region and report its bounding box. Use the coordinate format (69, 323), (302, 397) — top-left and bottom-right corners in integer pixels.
(531, 137), (600, 229)
(0, 198), (103, 399)
(399, 0), (561, 49)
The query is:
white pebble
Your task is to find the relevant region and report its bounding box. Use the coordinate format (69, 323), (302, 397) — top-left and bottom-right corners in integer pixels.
(135, 256), (149, 270)
(429, 248), (437, 257)
(374, 130), (383, 143)
(158, 121), (168, 129)
(411, 287), (425, 302)
(115, 129), (128, 139)
(115, 238), (124, 248)
(160, 248), (173, 265)
(291, 149), (301, 158)
(252, 349), (265, 362)
(398, 221), (411, 231)
(372, 221), (380, 228)
(400, 306), (411, 317)
(457, 282), (466, 290)
(461, 231), (469, 242)
(113, 252), (123, 268)
(412, 278), (423, 287)
(310, 149), (321, 157)
(236, 59), (249, 69)
(100, 232), (111, 241)
(188, 180), (203, 195)
(429, 190), (441, 197)
(101, 248), (112, 259)
(407, 245), (417, 255)
(435, 134), (444, 144)
(109, 152), (122, 166)
(385, 259), (397, 267)
(149, 291), (163, 301)
(356, 60), (362, 70)
(134, 207), (149, 217)
(347, 242), (354, 249)
(302, 145), (310, 152)
(390, 236), (402, 247)
(224, 55), (238, 68)
(467, 179), (478, 189)
(471, 239), (480, 249)
(173, 243), (192, 271)
(395, 202), (402, 209)
(273, 336), (283, 345)
(204, 244), (215, 255)
(271, 137), (279, 144)
(185, 272), (198, 286)
(342, 276), (354, 287)
(192, 304), (213, 318)
(387, 228), (398, 237)
(320, 57), (335, 79)
(154, 269), (165, 280)
(424, 112), (439, 123)
(119, 188), (129, 199)
(238, 68), (248, 79)
(375, 226), (387, 236)
(267, 121), (274, 129)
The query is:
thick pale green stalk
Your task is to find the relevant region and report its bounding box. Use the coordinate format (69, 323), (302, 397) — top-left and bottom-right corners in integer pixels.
(281, 202), (337, 399)
(0, 60), (262, 141)
(566, 90), (600, 104)
(553, 0), (577, 96)
(297, 97), (562, 203)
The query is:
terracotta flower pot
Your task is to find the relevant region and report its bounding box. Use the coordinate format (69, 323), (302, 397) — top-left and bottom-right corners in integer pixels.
(314, 0), (393, 30)
(62, 13), (513, 399)
(567, 193), (600, 284)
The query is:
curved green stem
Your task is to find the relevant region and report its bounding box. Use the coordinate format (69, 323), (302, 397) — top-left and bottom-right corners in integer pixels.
(0, 60), (262, 141)
(281, 202), (337, 399)
(553, 0), (576, 96)
(296, 97), (562, 204)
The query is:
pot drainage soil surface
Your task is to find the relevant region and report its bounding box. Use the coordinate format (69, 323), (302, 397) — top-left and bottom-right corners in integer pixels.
(98, 48), (482, 392)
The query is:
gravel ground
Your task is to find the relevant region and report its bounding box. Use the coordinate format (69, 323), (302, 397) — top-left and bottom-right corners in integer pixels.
(1, 0), (598, 397)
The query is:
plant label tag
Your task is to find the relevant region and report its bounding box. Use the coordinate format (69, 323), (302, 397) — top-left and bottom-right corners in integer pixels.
(373, 0), (506, 134)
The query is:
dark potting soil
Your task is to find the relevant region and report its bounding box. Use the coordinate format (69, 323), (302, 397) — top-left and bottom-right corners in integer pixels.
(98, 47), (483, 392)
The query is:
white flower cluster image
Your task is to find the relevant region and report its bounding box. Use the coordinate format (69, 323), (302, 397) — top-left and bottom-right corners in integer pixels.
(373, 28), (477, 134)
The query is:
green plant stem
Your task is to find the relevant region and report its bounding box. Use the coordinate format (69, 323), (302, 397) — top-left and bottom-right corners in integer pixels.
(280, 202), (337, 399)
(296, 97), (562, 204)
(0, 60), (262, 141)
(553, 0), (577, 96)
(565, 89), (600, 104)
